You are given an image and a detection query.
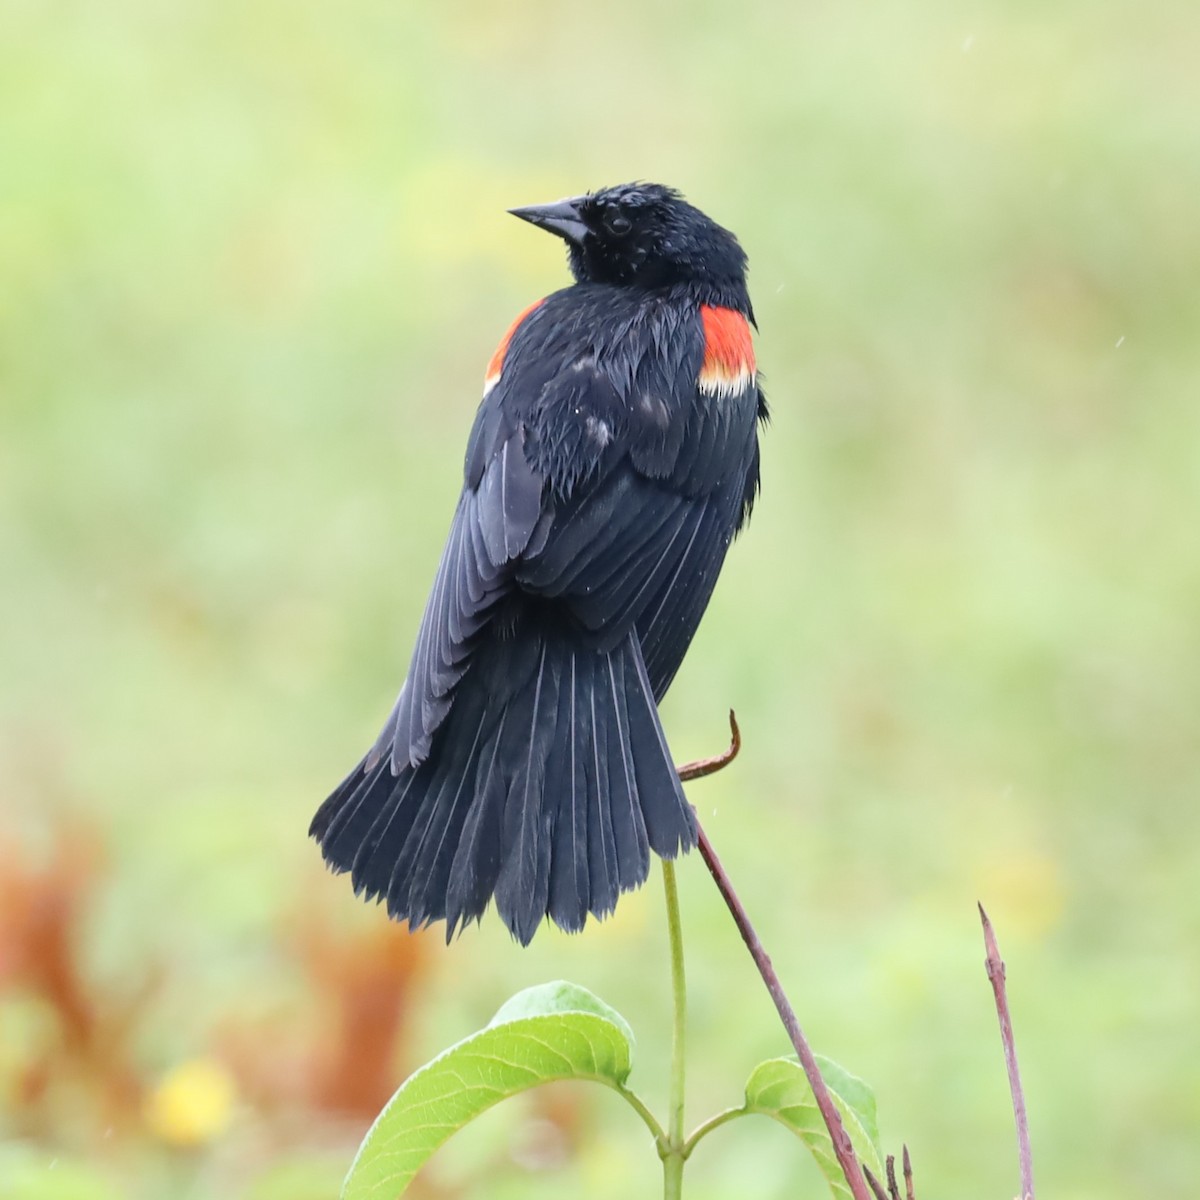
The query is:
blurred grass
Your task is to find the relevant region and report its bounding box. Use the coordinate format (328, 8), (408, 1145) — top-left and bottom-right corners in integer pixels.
(2, 0), (1198, 1196)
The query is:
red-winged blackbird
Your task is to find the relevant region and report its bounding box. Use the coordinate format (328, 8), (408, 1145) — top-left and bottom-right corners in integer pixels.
(311, 183), (767, 944)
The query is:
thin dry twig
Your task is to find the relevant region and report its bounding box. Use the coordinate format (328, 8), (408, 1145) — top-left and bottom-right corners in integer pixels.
(863, 1165), (888, 1200)
(677, 711), (874, 1200)
(979, 904), (1035, 1200)
(886, 1153), (899, 1200)
(866, 1148), (915, 1200)
(677, 709), (742, 781)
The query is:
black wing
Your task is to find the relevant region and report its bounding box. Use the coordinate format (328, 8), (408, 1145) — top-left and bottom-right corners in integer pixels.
(370, 412), (546, 771)
(375, 290), (762, 770)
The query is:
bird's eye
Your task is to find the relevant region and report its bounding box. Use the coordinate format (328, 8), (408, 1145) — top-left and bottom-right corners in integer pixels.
(605, 212), (633, 236)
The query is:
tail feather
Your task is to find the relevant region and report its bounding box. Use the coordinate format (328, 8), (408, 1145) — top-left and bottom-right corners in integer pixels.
(444, 721), (507, 934)
(546, 656), (590, 929)
(494, 642), (560, 945)
(583, 669), (619, 918)
(311, 759), (399, 868)
(310, 622), (695, 944)
(625, 642), (695, 856)
(603, 650), (652, 890)
(388, 717), (485, 926)
(401, 729), (484, 924)
(349, 770), (422, 900)
(378, 677), (497, 926)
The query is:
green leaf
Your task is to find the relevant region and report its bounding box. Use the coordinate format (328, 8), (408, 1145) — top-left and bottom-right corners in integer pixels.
(488, 978), (635, 1048)
(743, 1054), (884, 1197)
(342, 981), (639, 1200)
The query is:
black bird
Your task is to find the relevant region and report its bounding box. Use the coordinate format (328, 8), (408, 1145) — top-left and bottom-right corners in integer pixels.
(311, 183), (767, 944)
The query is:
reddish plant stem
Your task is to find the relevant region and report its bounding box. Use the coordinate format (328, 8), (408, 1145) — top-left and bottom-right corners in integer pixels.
(863, 1165), (889, 1200)
(694, 822), (873, 1200)
(676, 710), (743, 784)
(979, 904), (1035, 1200)
(677, 712), (874, 1200)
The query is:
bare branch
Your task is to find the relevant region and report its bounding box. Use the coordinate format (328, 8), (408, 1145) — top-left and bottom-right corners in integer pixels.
(677, 709), (741, 782)
(979, 904), (1035, 1200)
(863, 1165), (889, 1200)
(678, 713), (874, 1200)
(886, 1153), (899, 1200)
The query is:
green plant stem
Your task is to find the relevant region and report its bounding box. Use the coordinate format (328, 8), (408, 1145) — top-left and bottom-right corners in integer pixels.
(682, 1105), (749, 1158)
(611, 1082), (668, 1145)
(661, 858), (687, 1200)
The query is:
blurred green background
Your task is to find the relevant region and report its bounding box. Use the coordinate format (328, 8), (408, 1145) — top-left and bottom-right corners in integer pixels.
(3, 0), (1198, 1197)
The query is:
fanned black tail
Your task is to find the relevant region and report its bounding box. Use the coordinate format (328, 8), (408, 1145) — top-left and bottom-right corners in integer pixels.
(309, 623), (695, 945)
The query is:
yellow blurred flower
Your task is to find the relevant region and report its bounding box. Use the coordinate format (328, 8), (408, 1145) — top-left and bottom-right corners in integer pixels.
(145, 1058), (236, 1148)
(973, 852), (1066, 942)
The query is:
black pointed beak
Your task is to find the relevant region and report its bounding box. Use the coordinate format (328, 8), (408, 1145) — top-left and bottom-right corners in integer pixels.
(508, 196), (590, 246)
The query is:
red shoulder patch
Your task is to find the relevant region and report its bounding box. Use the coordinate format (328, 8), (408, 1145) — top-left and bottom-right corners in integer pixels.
(484, 297), (545, 392)
(698, 306), (756, 397)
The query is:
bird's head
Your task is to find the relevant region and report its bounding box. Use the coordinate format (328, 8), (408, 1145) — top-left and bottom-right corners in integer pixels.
(509, 182), (751, 314)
